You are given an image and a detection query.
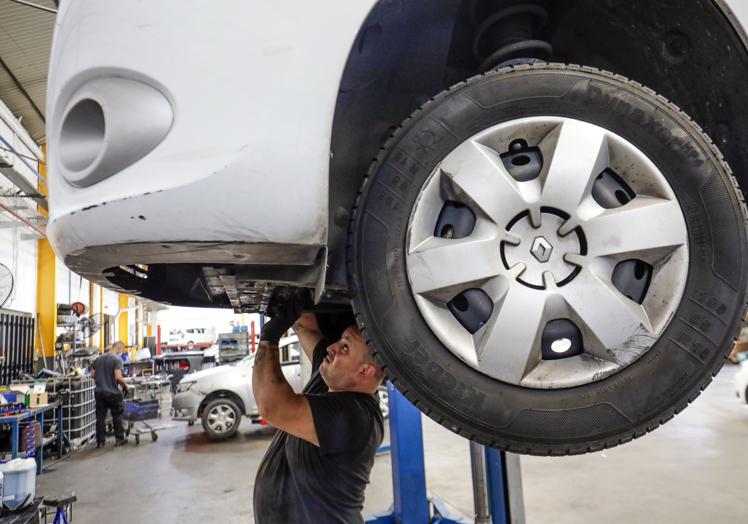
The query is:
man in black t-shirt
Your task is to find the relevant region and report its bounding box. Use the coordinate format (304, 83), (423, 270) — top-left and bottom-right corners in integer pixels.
(91, 340), (129, 448)
(252, 296), (385, 524)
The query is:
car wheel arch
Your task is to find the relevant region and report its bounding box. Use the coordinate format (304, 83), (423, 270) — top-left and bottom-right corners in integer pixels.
(328, 0), (748, 288)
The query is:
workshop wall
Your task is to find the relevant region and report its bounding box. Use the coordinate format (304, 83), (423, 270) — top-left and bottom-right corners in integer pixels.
(55, 257), (90, 309)
(0, 98), (43, 315)
(0, 226), (37, 314)
(102, 287), (118, 315)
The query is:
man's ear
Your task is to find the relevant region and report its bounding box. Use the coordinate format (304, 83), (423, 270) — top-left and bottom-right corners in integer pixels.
(360, 363), (377, 378)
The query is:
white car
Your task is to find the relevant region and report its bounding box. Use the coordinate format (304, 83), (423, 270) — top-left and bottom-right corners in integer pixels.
(172, 334), (390, 439)
(736, 360), (748, 405)
(167, 327), (215, 349)
(172, 335), (303, 440)
(47, 1), (748, 455)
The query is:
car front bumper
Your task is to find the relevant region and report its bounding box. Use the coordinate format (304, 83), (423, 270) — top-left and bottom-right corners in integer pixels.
(171, 390), (204, 422)
(46, 0), (377, 301)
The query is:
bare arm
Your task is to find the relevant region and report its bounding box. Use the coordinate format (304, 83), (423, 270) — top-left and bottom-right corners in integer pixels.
(114, 369), (128, 389)
(90, 369), (96, 379)
(252, 340), (319, 446)
(293, 312), (324, 361)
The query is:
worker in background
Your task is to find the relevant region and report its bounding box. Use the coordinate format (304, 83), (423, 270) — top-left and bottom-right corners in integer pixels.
(91, 340), (129, 448)
(253, 291), (385, 524)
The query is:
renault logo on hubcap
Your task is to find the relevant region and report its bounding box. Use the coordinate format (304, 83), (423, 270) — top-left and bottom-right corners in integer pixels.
(531, 236), (553, 263)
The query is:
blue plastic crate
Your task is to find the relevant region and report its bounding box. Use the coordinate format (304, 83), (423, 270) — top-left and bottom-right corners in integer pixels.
(124, 400), (159, 421)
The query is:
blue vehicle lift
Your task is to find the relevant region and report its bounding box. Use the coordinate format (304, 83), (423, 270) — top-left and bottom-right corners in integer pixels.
(366, 383), (525, 524)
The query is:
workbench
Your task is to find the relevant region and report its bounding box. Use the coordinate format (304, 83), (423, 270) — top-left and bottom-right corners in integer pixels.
(0, 402), (64, 474)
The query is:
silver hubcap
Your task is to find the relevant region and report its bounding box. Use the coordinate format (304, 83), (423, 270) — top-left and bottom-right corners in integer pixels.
(207, 404), (236, 433)
(406, 117), (689, 389)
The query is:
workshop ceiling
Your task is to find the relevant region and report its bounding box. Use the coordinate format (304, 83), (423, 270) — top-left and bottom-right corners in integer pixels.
(0, 0), (57, 143)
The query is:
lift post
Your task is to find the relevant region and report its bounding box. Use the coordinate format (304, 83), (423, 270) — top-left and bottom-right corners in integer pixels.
(366, 383), (524, 524)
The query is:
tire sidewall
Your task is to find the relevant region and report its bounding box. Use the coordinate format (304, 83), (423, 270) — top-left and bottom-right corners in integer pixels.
(352, 66), (747, 452)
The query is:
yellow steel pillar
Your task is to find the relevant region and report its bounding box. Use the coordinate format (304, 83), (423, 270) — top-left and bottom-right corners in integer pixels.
(118, 294), (129, 346)
(146, 305), (153, 337)
(36, 144), (56, 358)
(36, 240), (56, 358)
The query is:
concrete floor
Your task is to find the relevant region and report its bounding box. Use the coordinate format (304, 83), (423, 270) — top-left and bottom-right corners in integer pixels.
(37, 365), (748, 524)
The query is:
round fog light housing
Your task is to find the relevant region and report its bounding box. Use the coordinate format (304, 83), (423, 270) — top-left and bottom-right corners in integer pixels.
(56, 77), (173, 187)
(59, 98), (105, 173)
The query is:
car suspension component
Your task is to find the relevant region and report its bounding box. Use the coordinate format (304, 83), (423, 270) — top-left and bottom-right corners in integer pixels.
(472, 1), (553, 71)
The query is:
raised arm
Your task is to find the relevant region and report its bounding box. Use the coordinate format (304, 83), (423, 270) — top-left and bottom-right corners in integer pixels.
(253, 293), (319, 445)
(253, 340), (319, 446)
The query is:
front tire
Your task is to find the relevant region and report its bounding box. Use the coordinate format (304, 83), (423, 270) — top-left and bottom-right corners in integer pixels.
(350, 64), (748, 455)
(201, 398), (241, 440)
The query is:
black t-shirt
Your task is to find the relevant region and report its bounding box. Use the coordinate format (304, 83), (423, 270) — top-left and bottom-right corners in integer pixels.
(91, 352), (123, 395)
(253, 341), (384, 524)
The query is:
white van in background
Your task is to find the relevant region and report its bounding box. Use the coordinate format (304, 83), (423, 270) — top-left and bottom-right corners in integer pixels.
(166, 327), (216, 350)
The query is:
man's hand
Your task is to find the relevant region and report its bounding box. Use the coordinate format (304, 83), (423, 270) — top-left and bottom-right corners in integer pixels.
(261, 288), (312, 344)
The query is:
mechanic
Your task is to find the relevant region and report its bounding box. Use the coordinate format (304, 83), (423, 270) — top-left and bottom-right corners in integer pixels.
(91, 340), (129, 448)
(253, 294), (385, 524)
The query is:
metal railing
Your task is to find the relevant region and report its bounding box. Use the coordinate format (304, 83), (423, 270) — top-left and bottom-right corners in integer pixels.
(0, 309), (35, 384)
(0, 106), (48, 239)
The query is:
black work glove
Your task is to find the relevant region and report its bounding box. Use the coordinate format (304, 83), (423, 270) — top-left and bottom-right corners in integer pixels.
(261, 288), (312, 344)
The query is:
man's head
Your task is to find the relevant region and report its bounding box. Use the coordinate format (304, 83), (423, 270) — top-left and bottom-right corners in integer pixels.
(319, 325), (384, 394)
(111, 341), (125, 354)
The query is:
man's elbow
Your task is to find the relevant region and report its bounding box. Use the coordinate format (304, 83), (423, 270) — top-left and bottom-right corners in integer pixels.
(256, 394), (296, 427)
(256, 399), (275, 424)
